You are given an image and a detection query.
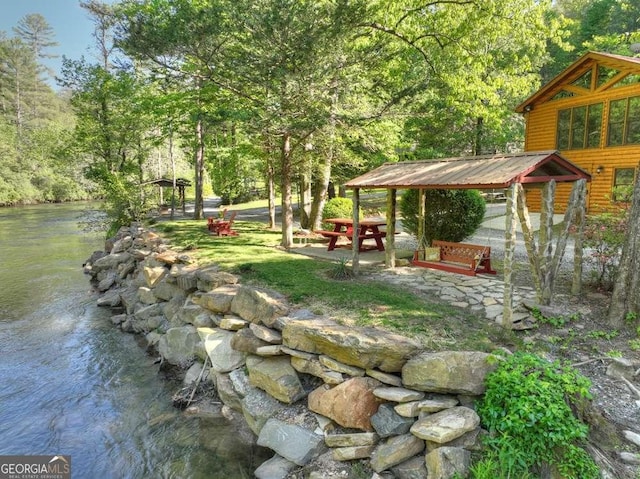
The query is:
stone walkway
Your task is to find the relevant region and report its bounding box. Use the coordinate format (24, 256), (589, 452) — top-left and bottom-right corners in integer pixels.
(366, 266), (538, 328)
(289, 237), (539, 328)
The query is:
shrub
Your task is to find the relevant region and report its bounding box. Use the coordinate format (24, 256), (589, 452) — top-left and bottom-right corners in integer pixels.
(476, 352), (598, 478)
(399, 189), (486, 247)
(582, 208), (629, 290)
(321, 197), (363, 228)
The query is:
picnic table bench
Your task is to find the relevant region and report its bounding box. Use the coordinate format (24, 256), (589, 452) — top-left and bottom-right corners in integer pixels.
(316, 218), (387, 252)
(412, 240), (496, 276)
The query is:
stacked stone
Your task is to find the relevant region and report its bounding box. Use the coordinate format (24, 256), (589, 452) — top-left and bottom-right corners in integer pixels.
(86, 225), (499, 479)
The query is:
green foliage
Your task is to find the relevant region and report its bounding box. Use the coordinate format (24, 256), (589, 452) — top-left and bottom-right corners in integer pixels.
(399, 189), (486, 246)
(321, 197), (362, 225)
(477, 352), (597, 478)
(328, 258), (353, 280)
(582, 208), (629, 290)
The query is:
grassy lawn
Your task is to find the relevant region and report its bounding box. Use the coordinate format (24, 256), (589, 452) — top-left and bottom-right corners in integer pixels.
(152, 218), (517, 352)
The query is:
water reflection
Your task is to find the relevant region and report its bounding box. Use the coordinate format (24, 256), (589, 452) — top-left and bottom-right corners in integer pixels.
(0, 203), (267, 478)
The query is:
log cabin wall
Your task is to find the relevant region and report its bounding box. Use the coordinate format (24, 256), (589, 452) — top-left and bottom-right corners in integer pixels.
(520, 53), (640, 213)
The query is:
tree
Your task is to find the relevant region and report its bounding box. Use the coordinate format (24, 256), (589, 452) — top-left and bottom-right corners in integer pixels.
(399, 189), (486, 247)
(608, 169), (640, 328)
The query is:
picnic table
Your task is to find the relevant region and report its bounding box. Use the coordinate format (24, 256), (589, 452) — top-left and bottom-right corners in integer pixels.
(317, 218), (387, 252)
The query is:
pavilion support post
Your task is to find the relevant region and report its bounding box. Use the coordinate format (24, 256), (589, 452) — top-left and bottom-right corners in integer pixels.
(417, 189), (426, 259)
(385, 189), (397, 268)
(502, 183), (517, 329)
(352, 188), (361, 275)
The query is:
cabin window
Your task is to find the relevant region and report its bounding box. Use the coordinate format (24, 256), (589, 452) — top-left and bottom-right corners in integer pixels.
(556, 103), (603, 150)
(607, 96), (640, 146)
(612, 168), (635, 202)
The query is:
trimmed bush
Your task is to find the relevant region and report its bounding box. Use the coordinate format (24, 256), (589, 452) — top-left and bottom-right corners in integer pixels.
(321, 197), (363, 228)
(399, 189), (485, 247)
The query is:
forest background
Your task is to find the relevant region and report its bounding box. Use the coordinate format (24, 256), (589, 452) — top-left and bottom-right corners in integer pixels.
(1, 0), (639, 242)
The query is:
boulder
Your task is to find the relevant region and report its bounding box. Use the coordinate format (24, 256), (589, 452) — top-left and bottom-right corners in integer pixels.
(215, 372), (244, 412)
(196, 266), (238, 291)
(198, 328), (247, 373)
(91, 252), (132, 273)
(169, 263), (200, 292)
(391, 456), (428, 479)
(324, 432), (378, 448)
(307, 377), (383, 431)
(249, 322), (283, 344)
(257, 418), (326, 466)
(373, 387), (425, 403)
(424, 447), (470, 479)
(290, 356), (344, 385)
(96, 289), (122, 307)
(143, 265), (167, 288)
(219, 315), (248, 331)
(369, 433), (425, 473)
(410, 406), (480, 443)
(283, 319), (421, 373)
(231, 328), (271, 354)
(242, 387), (285, 435)
(254, 455), (297, 479)
(157, 325), (200, 367)
(97, 270), (118, 291)
(332, 445), (375, 461)
(231, 286), (289, 326)
(319, 355), (365, 377)
(138, 286), (157, 305)
(153, 279), (184, 302)
(370, 403), (414, 438)
(194, 284), (241, 314)
(246, 355), (306, 404)
(402, 351), (497, 395)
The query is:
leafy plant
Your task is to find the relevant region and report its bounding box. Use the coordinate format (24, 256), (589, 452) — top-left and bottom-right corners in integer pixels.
(477, 352), (598, 478)
(321, 197), (363, 229)
(328, 257), (353, 280)
(582, 208), (629, 291)
(399, 189), (486, 247)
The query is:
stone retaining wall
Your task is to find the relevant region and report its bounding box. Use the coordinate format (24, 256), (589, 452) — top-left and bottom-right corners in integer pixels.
(85, 224), (500, 479)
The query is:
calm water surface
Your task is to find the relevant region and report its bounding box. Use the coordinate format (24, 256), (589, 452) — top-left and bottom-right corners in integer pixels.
(0, 203), (263, 478)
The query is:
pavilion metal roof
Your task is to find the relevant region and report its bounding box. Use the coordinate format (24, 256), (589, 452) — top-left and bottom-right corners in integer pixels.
(345, 150), (590, 190)
(144, 178), (192, 188)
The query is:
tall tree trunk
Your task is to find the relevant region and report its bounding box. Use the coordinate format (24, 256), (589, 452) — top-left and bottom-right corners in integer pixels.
(267, 159), (276, 229)
(608, 170), (640, 327)
(281, 132), (294, 248)
(298, 173), (312, 229)
(193, 115), (205, 220)
(309, 90), (336, 230)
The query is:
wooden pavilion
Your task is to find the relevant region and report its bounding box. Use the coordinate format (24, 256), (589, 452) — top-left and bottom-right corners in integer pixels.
(344, 150), (591, 328)
(145, 178), (192, 214)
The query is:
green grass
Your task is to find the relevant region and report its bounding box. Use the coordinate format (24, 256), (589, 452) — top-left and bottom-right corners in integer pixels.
(153, 218), (515, 352)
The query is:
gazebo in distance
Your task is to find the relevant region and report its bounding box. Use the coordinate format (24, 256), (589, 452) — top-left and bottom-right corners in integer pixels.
(145, 178), (192, 216)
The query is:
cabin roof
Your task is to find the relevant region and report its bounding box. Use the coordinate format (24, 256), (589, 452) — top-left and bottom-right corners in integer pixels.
(344, 150), (590, 190)
(516, 51), (640, 113)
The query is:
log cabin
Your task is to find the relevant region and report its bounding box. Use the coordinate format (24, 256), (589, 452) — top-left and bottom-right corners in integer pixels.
(516, 51), (640, 212)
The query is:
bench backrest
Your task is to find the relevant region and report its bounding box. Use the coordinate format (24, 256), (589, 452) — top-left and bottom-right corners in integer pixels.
(432, 240), (490, 263)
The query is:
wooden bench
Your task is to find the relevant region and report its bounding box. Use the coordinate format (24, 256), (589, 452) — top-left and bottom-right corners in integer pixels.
(412, 240), (496, 276)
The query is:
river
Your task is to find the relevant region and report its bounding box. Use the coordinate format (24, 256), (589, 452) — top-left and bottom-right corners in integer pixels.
(0, 203), (265, 478)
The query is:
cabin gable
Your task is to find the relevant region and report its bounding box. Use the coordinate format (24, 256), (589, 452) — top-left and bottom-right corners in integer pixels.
(517, 52), (640, 212)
